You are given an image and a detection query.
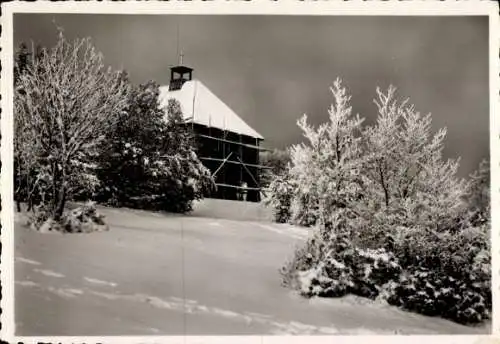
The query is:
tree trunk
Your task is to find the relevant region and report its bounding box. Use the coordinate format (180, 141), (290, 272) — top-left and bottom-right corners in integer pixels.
(378, 160), (390, 208)
(54, 186), (66, 221)
(52, 162), (67, 222)
(51, 162), (58, 216)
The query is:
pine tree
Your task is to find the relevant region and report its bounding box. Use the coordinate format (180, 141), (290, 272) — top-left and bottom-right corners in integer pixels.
(96, 83), (213, 213)
(96, 78), (167, 205)
(159, 99), (214, 212)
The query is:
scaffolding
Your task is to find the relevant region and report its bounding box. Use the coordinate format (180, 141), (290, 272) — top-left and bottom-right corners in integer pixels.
(190, 123), (268, 202)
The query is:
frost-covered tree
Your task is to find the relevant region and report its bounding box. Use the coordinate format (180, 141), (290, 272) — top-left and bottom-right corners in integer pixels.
(360, 86), (469, 241)
(14, 31), (130, 224)
(288, 78), (365, 227)
(277, 81), (469, 235)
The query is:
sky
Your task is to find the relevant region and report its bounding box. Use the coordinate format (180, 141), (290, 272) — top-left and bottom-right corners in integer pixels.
(14, 14), (489, 177)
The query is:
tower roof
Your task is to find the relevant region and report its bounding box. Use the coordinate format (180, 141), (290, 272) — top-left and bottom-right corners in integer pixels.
(159, 80), (264, 140)
(170, 65), (193, 74)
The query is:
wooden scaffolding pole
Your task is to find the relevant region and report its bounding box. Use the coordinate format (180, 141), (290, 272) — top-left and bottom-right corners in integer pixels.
(197, 134), (267, 151)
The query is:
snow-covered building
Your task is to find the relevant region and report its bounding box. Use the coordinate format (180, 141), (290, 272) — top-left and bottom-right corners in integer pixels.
(159, 65), (267, 202)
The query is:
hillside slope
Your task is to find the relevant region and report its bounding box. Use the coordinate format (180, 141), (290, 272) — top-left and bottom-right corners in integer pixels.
(14, 206), (490, 335)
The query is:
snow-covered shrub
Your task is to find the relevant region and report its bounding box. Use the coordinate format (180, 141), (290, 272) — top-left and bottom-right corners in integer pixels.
(264, 172), (295, 223)
(61, 202), (108, 233)
(385, 223), (490, 323)
(28, 202), (53, 230)
(387, 265), (490, 323)
(281, 219), (401, 299)
(281, 230), (327, 290)
(30, 201), (108, 233)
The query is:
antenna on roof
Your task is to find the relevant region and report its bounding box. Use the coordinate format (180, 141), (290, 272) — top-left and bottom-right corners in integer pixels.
(176, 19), (180, 64)
(175, 19), (186, 66)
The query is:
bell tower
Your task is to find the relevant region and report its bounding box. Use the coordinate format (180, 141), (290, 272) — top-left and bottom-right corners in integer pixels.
(169, 52), (193, 91)
(169, 65), (193, 91)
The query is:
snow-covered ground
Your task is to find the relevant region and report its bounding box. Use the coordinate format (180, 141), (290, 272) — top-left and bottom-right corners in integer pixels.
(14, 206), (490, 335)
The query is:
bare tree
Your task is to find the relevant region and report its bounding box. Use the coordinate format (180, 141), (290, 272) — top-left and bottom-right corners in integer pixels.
(14, 31), (130, 223)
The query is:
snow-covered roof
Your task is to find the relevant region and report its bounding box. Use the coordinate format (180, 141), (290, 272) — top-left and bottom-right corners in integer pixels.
(159, 80), (264, 140)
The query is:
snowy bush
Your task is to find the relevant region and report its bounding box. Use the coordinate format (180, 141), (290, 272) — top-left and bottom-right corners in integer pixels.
(264, 172), (295, 223)
(282, 225), (401, 299)
(384, 223), (490, 323)
(284, 221), (490, 324)
(28, 203), (54, 231)
(30, 201), (108, 233)
(386, 264), (490, 324)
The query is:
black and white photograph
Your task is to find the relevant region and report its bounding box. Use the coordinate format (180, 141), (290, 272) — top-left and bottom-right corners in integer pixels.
(1, 2), (498, 341)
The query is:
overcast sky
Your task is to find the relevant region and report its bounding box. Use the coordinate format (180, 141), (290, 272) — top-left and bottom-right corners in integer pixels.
(14, 14), (489, 177)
